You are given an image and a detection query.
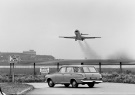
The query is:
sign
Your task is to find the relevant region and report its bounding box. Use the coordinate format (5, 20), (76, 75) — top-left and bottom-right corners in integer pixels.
(40, 67), (49, 73)
(9, 55), (20, 63)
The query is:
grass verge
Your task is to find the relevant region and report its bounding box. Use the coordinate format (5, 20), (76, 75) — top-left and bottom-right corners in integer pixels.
(0, 83), (34, 94)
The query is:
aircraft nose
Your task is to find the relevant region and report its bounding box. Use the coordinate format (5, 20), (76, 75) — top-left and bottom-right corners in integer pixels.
(75, 30), (78, 32)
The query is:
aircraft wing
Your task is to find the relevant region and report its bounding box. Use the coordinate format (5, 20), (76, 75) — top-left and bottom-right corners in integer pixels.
(83, 37), (101, 39)
(59, 36), (76, 39)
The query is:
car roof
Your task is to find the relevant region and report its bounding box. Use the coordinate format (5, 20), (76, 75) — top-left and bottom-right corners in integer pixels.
(61, 65), (95, 68)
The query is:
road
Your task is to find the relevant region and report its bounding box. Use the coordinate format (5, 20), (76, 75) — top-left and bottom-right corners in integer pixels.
(26, 82), (135, 95)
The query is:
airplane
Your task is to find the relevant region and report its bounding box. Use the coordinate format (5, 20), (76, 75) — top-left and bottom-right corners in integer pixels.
(59, 30), (101, 41)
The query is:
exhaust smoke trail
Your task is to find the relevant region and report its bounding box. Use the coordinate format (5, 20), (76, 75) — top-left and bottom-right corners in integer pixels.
(78, 41), (86, 58)
(84, 40), (100, 59)
(78, 40), (100, 59)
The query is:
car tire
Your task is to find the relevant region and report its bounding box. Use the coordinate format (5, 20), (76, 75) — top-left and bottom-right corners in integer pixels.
(71, 80), (78, 88)
(48, 79), (55, 87)
(87, 83), (94, 88)
(64, 84), (70, 87)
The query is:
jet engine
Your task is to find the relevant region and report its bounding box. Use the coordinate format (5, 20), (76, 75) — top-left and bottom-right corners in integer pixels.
(81, 33), (88, 35)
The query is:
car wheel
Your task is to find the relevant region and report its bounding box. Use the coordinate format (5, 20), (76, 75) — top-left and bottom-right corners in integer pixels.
(48, 79), (55, 87)
(71, 80), (78, 88)
(87, 83), (94, 88)
(64, 84), (70, 87)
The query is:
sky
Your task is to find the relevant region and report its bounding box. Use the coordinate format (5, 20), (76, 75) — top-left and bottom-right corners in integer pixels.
(0, 0), (135, 59)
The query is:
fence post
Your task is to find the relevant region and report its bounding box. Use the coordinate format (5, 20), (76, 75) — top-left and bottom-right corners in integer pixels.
(57, 63), (59, 71)
(10, 63), (11, 76)
(34, 63), (36, 76)
(12, 63), (15, 82)
(10, 63), (12, 81)
(120, 62), (122, 73)
(81, 62), (84, 65)
(99, 62), (101, 73)
(0, 87), (4, 95)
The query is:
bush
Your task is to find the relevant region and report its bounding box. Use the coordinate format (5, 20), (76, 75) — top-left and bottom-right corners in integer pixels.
(102, 71), (135, 84)
(15, 75), (45, 83)
(0, 70), (135, 84)
(0, 74), (45, 83)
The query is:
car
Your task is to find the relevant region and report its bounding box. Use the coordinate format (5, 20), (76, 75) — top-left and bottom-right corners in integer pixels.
(45, 65), (103, 88)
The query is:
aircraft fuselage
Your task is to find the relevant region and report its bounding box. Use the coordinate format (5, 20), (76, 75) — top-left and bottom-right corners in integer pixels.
(59, 29), (101, 41)
(74, 30), (84, 41)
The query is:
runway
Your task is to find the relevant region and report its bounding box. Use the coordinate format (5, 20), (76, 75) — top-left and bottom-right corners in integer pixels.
(26, 82), (135, 95)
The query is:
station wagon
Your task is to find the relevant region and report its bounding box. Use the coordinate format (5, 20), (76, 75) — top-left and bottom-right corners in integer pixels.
(45, 65), (102, 88)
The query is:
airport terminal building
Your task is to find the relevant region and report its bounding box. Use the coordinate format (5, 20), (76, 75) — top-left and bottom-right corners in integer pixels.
(0, 50), (55, 64)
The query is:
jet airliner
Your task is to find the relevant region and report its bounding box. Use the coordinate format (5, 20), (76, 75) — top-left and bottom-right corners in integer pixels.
(59, 30), (101, 41)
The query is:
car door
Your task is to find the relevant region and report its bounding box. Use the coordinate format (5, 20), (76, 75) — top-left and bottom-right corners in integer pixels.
(72, 67), (84, 79)
(63, 67), (74, 83)
(55, 67), (66, 83)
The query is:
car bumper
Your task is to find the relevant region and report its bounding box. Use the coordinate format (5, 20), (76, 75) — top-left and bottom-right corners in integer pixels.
(81, 80), (103, 83)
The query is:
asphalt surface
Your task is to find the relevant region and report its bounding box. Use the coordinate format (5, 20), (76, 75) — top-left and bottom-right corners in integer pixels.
(26, 82), (135, 95)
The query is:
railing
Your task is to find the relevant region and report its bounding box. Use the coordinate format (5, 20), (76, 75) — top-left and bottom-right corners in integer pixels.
(8, 61), (135, 82)
(56, 62), (135, 73)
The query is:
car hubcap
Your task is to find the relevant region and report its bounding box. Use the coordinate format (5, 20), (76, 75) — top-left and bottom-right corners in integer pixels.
(49, 81), (53, 86)
(72, 81), (76, 87)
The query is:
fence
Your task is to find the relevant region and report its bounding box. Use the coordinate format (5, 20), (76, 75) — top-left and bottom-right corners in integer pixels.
(56, 62), (135, 73)
(8, 61), (135, 76)
(4, 61), (135, 82)
(24, 62), (135, 75)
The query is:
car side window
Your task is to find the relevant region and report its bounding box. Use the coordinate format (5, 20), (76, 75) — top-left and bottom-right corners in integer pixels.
(88, 67), (97, 72)
(83, 67), (90, 72)
(73, 67), (81, 73)
(66, 67), (74, 73)
(59, 67), (66, 73)
(83, 67), (97, 73)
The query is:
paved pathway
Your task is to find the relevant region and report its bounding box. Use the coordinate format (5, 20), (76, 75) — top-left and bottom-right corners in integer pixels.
(26, 82), (135, 95)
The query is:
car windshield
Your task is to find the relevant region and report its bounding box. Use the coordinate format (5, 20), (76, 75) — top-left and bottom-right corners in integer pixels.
(83, 67), (97, 73)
